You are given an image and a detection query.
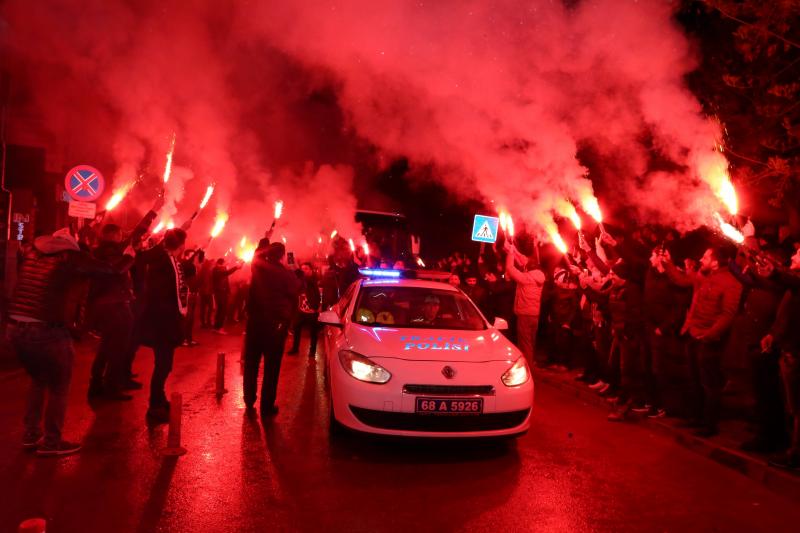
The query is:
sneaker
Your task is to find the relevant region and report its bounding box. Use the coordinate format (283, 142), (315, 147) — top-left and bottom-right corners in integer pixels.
(260, 404), (279, 417)
(215, 329), (228, 335)
(598, 385), (617, 397)
(588, 380), (607, 390)
(181, 341), (190, 347)
(22, 435), (43, 451)
(87, 382), (104, 399)
(768, 453), (800, 470)
(104, 390), (134, 401)
(36, 440), (82, 457)
(693, 427), (719, 438)
(122, 379), (143, 391)
(608, 405), (630, 422)
(647, 408), (666, 419)
(631, 404), (652, 414)
(189, 340), (199, 346)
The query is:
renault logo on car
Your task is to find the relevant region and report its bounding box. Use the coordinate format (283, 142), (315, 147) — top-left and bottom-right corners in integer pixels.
(442, 366), (456, 379)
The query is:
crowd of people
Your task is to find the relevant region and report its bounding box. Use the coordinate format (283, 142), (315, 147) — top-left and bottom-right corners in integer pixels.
(5, 203), (800, 473)
(436, 224), (800, 471)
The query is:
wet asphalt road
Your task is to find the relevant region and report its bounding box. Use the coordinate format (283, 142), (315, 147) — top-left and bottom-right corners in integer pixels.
(1, 327), (799, 533)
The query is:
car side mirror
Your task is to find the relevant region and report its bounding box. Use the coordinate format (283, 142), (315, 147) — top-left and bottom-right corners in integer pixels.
(493, 317), (509, 330)
(319, 310), (343, 329)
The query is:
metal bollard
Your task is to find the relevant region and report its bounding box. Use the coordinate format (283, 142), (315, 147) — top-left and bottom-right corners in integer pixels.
(161, 393), (187, 456)
(18, 518), (46, 533)
(216, 352), (228, 395)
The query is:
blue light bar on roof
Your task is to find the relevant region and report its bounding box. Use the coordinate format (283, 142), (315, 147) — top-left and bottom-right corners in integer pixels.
(359, 268), (402, 278)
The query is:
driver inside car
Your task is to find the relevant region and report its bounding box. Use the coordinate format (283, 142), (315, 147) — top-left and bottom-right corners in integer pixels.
(412, 295), (441, 325)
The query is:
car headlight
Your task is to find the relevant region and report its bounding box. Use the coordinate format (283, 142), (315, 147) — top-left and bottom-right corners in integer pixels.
(338, 350), (392, 384)
(501, 357), (530, 387)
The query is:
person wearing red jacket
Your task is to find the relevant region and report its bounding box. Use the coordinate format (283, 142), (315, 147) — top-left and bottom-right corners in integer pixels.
(662, 246), (743, 437)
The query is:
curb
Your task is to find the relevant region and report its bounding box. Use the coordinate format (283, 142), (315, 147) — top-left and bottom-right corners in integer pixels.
(537, 371), (800, 503)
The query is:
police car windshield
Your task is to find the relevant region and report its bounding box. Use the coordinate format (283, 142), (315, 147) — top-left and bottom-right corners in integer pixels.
(352, 286), (487, 330)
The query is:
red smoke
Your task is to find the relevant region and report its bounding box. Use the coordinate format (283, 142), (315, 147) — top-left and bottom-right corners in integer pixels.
(1, 0), (735, 255)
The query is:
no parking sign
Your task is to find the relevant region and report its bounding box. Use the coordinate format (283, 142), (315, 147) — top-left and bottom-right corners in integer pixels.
(65, 165), (105, 202)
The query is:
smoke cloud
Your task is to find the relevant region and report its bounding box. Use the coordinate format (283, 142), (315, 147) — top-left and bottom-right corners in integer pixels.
(1, 0), (733, 255)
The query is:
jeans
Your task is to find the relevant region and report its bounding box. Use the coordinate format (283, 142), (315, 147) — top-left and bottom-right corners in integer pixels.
(750, 347), (786, 444)
(91, 302), (133, 390)
(214, 290), (229, 330)
(646, 330), (680, 410)
(516, 315), (539, 366)
(243, 320), (289, 409)
(291, 313), (320, 355)
(200, 294), (214, 328)
(610, 331), (644, 404)
(780, 351), (800, 458)
(686, 337), (726, 430)
(183, 292), (198, 342)
(9, 323), (75, 447)
(150, 344), (175, 409)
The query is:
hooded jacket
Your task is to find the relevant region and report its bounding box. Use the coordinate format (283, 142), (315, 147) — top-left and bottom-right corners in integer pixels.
(9, 231), (132, 324)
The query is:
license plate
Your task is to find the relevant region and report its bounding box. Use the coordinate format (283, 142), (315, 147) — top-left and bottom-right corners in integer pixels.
(415, 397), (483, 415)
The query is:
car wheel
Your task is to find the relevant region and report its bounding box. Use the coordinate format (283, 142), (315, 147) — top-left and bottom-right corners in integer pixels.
(329, 400), (344, 436)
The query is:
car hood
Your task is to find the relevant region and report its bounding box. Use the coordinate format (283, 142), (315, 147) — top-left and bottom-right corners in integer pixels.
(345, 324), (520, 363)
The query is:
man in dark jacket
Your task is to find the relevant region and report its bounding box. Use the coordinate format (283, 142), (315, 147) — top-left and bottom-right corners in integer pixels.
(663, 246), (743, 437)
(601, 262), (645, 421)
(211, 258), (242, 334)
(642, 247), (692, 418)
(762, 247), (800, 470)
(138, 229), (189, 424)
(181, 248), (203, 346)
(243, 243), (300, 416)
(729, 245), (788, 452)
(320, 240), (361, 310)
(88, 206), (158, 400)
(288, 262), (322, 357)
(8, 228), (134, 456)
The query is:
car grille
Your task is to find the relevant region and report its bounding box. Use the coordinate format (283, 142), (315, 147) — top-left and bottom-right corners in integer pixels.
(402, 384), (495, 396)
(349, 406), (530, 432)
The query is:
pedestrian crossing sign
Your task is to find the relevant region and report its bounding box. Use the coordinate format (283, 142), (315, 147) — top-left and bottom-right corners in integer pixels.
(471, 214), (499, 243)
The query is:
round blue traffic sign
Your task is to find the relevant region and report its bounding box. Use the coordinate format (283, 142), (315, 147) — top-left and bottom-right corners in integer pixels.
(65, 165), (105, 202)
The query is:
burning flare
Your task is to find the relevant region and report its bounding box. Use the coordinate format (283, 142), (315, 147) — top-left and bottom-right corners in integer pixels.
(581, 195), (603, 223)
(507, 215), (515, 238)
(237, 237), (256, 263)
(210, 212), (228, 238)
(152, 221), (165, 234)
(699, 152), (738, 216)
(199, 185), (215, 209)
(162, 133), (176, 184)
(556, 199), (581, 230)
(105, 180), (136, 211)
(362, 242), (370, 256)
(330, 229), (338, 239)
(274, 200), (284, 220)
(416, 257), (426, 268)
(713, 213), (744, 244)
(166, 221), (175, 230)
(348, 238), (356, 252)
(545, 220), (568, 254)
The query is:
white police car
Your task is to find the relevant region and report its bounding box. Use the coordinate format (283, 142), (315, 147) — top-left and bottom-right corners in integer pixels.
(319, 269), (534, 438)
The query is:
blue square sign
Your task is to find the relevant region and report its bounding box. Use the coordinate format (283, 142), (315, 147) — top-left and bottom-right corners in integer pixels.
(471, 214), (499, 243)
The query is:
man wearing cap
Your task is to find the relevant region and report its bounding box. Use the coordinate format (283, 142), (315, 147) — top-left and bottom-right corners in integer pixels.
(8, 228), (135, 456)
(243, 242), (300, 416)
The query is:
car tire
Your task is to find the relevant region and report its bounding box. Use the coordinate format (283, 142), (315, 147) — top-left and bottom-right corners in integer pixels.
(329, 401), (344, 437)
